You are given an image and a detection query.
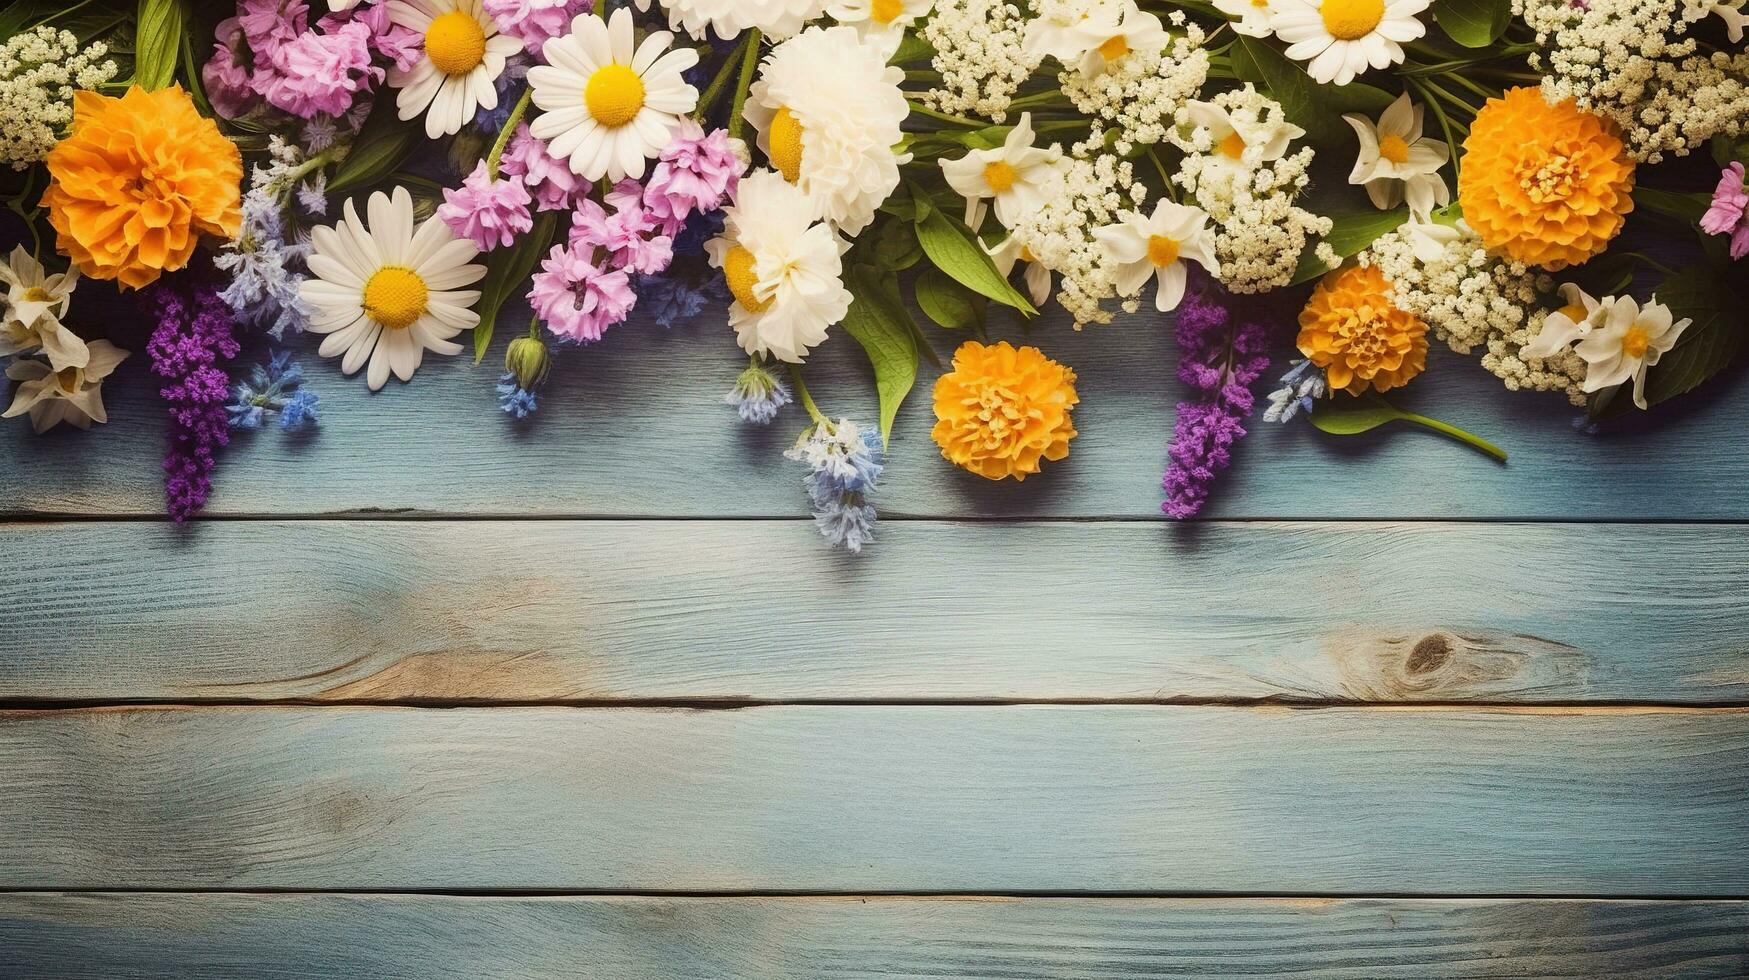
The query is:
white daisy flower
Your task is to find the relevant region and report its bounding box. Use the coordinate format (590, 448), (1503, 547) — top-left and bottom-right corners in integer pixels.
(299, 187), (487, 391)
(1271, 0), (1430, 87)
(827, 0), (934, 52)
(1523, 283), (1605, 359)
(528, 9), (699, 182)
(745, 25), (910, 236)
(0, 245), (85, 371)
(1343, 92), (1449, 215)
(986, 235), (1053, 307)
(705, 170), (853, 364)
(641, 0), (831, 40)
(3, 339), (126, 434)
(1092, 201), (1220, 313)
(1574, 296), (1693, 409)
(939, 114), (1067, 229)
(1182, 97), (1305, 174)
(1213, 0), (1280, 37)
(1074, 1), (1167, 76)
(387, 0), (522, 138)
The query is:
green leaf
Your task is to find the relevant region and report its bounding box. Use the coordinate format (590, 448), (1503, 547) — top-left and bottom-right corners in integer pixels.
(869, 216), (923, 272)
(914, 207), (1036, 315)
(1434, 0), (1512, 47)
(473, 211), (560, 364)
(840, 265), (920, 447)
(1311, 395), (1508, 461)
(1638, 266), (1744, 408)
(915, 267), (984, 332)
(1292, 207), (1408, 283)
(1232, 36), (1394, 145)
(329, 98), (422, 196)
(133, 0), (185, 91)
(1632, 186), (1712, 226)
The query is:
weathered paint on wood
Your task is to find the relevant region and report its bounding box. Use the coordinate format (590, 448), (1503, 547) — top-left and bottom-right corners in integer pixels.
(2, 305), (1745, 520)
(4, 520), (1746, 704)
(2, 894), (1745, 979)
(3, 704), (1745, 893)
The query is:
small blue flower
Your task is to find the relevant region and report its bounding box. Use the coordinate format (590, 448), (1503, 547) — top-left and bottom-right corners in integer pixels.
(637, 272), (722, 329)
(227, 350), (320, 430)
(672, 208), (725, 258)
(496, 373), (540, 419)
(785, 419), (883, 553)
(725, 361), (792, 425)
(1263, 359), (1327, 423)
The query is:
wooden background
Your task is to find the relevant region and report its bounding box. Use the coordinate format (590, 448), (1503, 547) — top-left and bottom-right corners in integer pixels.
(2, 293), (1747, 977)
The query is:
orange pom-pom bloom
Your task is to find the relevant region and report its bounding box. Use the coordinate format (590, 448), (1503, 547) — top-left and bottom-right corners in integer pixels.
(932, 340), (1079, 482)
(1457, 87), (1635, 271)
(42, 86), (243, 289)
(1297, 264), (1428, 396)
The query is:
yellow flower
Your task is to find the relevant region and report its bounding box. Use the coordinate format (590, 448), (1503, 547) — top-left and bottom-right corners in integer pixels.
(1457, 87), (1635, 271)
(1297, 264), (1428, 395)
(932, 340), (1079, 482)
(42, 86), (242, 289)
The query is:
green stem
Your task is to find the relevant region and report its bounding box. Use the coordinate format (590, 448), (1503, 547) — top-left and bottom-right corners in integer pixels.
(486, 87), (534, 179)
(697, 32), (751, 116)
(727, 29), (762, 141)
(1399, 411), (1509, 462)
(906, 101), (985, 127)
(787, 364), (829, 427)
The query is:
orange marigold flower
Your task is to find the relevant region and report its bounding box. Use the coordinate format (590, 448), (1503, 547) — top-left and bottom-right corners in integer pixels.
(932, 340), (1079, 482)
(42, 86), (242, 290)
(1297, 264), (1428, 396)
(1457, 87), (1635, 271)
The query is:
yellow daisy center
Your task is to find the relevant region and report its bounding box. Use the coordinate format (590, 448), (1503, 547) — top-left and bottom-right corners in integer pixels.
(1378, 133), (1411, 164)
(55, 366), (82, 394)
(768, 107), (805, 183)
(23, 286), (52, 302)
(871, 0), (904, 24)
(1098, 35), (1130, 61)
(1320, 0), (1385, 40)
(1557, 302), (1587, 324)
(983, 160), (1018, 194)
(724, 246), (771, 314)
(1218, 131), (1247, 160)
(362, 266), (429, 330)
(584, 64), (646, 128)
(425, 11), (487, 76)
(1622, 323), (1651, 359)
(1147, 235), (1180, 268)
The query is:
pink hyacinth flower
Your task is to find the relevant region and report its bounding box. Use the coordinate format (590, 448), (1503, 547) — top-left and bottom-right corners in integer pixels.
(438, 161), (536, 250)
(1700, 162), (1749, 261)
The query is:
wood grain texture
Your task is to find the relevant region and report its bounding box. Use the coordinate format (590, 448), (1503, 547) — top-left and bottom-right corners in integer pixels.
(3, 893), (1745, 979)
(3, 520), (1746, 704)
(2, 302), (1744, 520)
(3, 704), (1746, 893)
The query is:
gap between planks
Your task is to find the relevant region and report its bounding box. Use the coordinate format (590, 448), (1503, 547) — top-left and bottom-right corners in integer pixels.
(10, 512), (1749, 524)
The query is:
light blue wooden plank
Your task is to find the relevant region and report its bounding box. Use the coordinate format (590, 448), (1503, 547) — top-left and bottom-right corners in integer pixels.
(2, 704), (1744, 892)
(2, 894), (1745, 979)
(2, 299), (1744, 518)
(2, 520), (1746, 703)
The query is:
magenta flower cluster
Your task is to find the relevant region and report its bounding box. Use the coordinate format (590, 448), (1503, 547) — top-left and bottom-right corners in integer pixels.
(203, 0), (418, 121)
(482, 0), (592, 56)
(438, 161), (536, 250)
(1701, 162), (1749, 261)
(1161, 273), (1277, 520)
(144, 282), (242, 523)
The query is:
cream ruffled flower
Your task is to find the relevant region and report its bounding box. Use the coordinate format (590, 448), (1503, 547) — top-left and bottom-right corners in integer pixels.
(1074, 1), (1168, 76)
(1214, 0), (1280, 37)
(1092, 201), (1220, 312)
(0, 246), (85, 371)
(387, 0), (522, 138)
(1271, 0), (1430, 86)
(986, 235), (1053, 307)
(528, 9), (700, 181)
(1343, 93), (1449, 215)
(827, 0), (934, 51)
(3, 339), (126, 433)
(1182, 97), (1304, 174)
(641, 0), (830, 40)
(1527, 293), (1692, 409)
(706, 169), (852, 363)
(939, 113), (1067, 228)
(300, 187), (487, 391)
(745, 25), (909, 236)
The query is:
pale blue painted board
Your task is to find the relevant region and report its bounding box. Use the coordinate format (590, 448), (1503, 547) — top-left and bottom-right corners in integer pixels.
(2, 705), (1745, 893)
(1, 520), (1746, 703)
(1, 300), (1744, 519)
(2, 894), (1745, 979)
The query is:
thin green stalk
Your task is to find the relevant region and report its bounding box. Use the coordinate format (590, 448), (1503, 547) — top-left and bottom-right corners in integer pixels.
(788, 364), (829, 427)
(727, 29), (762, 141)
(697, 32), (752, 116)
(1401, 411), (1509, 462)
(485, 87), (534, 178)
(907, 101), (985, 127)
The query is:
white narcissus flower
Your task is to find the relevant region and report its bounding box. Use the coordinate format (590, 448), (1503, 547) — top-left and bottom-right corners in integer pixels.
(300, 187), (487, 391)
(986, 235), (1053, 307)
(643, 0), (831, 40)
(1213, 0), (1280, 37)
(1271, 0), (1430, 86)
(1399, 214), (1467, 262)
(1092, 201), (1220, 313)
(1182, 97), (1305, 174)
(706, 170), (854, 364)
(3, 339), (127, 434)
(0, 245), (86, 371)
(744, 25), (910, 236)
(387, 0), (522, 138)
(1023, 0), (1117, 63)
(1523, 283), (1605, 359)
(826, 0), (934, 52)
(1527, 293), (1693, 409)
(939, 114), (1067, 229)
(1073, 1), (1168, 76)
(1343, 93), (1449, 215)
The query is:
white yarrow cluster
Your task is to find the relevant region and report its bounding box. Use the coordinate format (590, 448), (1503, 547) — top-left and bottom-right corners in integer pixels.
(0, 27), (117, 170)
(1059, 15), (1209, 154)
(1363, 225), (1588, 404)
(1008, 153), (1148, 328)
(1516, 0), (1749, 162)
(1168, 86), (1330, 293)
(918, 0), (1039, 121)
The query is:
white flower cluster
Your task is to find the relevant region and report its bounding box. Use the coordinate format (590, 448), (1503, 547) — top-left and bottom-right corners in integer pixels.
(1008, 153), (1148, 328)
(1363, 225), (1588, 404)
(918, 0), (1039, 122)
(1517, 0), (1749, 162)
(1058, 16), (1209, 154)
(1168, 86), (1331, 293)
(0, 27), (117, 171)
